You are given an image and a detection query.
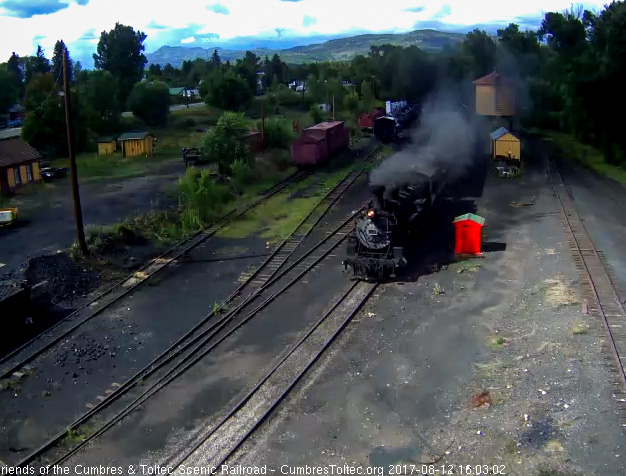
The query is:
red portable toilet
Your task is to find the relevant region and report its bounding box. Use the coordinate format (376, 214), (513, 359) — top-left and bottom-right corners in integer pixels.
(453, 213), (485, 255)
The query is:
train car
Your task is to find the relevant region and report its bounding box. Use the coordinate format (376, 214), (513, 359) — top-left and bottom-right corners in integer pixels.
(358, 108), (386, 131)
(373, 116), (401, 143)
(291, 121), (349, 168)
(343, 168), (447, 281)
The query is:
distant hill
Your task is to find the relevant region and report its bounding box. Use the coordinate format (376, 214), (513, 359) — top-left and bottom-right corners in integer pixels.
(146, 29), (465, 67)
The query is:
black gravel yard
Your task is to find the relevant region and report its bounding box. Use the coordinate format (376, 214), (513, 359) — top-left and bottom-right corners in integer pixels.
(3, 135), (626, 475)
(234, 149), (626, 475)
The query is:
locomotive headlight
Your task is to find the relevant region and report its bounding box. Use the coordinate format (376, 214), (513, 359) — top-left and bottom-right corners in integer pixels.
(367, 209), (375, 218)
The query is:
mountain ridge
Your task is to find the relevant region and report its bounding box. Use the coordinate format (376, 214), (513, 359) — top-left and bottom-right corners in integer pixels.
(146, 29), (465, 66)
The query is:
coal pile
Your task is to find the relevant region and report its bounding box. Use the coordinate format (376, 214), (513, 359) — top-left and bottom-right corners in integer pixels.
(23, 253), (102, 306)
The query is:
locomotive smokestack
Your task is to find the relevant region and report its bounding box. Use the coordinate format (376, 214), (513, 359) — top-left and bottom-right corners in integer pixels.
(370, 185), (385, 211)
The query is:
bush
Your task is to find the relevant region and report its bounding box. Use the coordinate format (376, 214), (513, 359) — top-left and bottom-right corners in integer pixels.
(203, 111), (252, 173)
(178, 168), (231, 231)
(309, 104), (323, 124)
(230, 158), (254, 194)
(128, 81), (171, 126)
(258, 117), (294, 150)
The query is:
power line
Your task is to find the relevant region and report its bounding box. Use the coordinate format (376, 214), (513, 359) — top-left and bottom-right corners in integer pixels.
(30, 65), (65, 113)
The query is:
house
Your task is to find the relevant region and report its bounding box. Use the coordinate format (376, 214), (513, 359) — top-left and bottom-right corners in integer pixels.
(117, 132), (156, 158)
(0, 137), (42, 195)
(169, 87), (186, 97)
(8, 105), (25, 122)
(97, 137), (117, 156)
(473, 69), (516, 117)
(489, 127), (521, 161)
(183, 89), (199, 98)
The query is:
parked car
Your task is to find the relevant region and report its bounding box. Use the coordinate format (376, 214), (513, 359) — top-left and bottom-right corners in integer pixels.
(8, 118), (22, 128)
(0, 121), (7, 130)
(41, 167), (69, 182)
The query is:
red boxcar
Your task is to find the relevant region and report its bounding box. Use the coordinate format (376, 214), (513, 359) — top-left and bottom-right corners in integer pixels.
(303, 121), (349, 156)
(358, 109), (385, 130)
(292, 121), (349, 167)
(291, 135), (328, 166)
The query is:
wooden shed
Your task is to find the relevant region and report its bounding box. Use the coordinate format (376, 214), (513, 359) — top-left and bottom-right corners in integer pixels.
(473, 70), (516, 117)
(97, 137), (117, 156)
(117, 132), (155, 158)
(490, 127), (520, 161)
(0, 137), (42, 195)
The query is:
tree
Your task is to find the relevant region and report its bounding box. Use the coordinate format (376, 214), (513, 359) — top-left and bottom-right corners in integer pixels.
(203, 68), (253, 111)
(343, 90), (361, 121)
(22, 73), (86, 156)
(127, 80), (170, 126)
(0, 66), (19, 114)
(52, 41), (72, 83)
(80, 70), (121, 134)
(360, 78), (375, 111)
(462, 29), (497, 77)
(309, 103), (323, 123)
(210, 49), (221, 67)
(23, 45), (51, 84)
(235, 51), (260, 92)
(93, 23), (148, 105)
(7, 52), (23, 97)
(202, 111), (251, 173)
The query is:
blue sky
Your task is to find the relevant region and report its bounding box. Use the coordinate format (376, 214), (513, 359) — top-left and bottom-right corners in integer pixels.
(0, 0), (606, 68)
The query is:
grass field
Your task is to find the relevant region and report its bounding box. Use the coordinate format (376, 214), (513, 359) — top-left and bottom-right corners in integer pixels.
(537, 130), (626, 185)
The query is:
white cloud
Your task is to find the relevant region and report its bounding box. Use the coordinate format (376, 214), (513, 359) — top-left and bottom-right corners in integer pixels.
(0, 0), (609, 64)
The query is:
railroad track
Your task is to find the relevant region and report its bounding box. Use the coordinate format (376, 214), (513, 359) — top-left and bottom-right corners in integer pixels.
(18, 146), (381, 467)
(0, 169), (309, 380)
(547, 162), (626, 408)
(166, 280), (377, 469)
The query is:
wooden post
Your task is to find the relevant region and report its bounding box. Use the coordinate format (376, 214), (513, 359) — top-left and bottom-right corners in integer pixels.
(261, 101), (266, 151)
(63, 48), (88, 255)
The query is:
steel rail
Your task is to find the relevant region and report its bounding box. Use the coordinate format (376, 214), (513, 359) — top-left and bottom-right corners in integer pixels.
(173, 281), (378, 469)
(19, 147), (380, 467)
(546, 162), (626, 391)
(44, 212), (358, 468)
(0, 170), (309, 379)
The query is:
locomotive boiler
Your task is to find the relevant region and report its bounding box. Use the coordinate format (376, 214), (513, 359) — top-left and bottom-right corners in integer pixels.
(343, 168), (446, 281)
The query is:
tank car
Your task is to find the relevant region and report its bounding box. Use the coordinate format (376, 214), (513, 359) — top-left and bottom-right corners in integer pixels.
(343, 168), (447, 281)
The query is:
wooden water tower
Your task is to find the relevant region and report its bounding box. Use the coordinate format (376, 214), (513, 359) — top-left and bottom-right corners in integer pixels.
(473, 69), (516, 130)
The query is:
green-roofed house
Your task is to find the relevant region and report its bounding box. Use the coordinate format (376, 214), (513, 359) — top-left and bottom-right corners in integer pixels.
(97, 136), (118, 156)
(117, 132), (156, 158)
(169, 87), (186, 97)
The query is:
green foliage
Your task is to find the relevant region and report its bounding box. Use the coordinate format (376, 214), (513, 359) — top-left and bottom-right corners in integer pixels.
(309, 103), (323, 124)
(127, 80), (170, 127)
(230, 158), (254, 194)
(260, 117), (294, 149)
(93, 23), (148, 105)
(178, 168), (231, 230)
(52, 40), (72, 84)
(79, 70), (121, 134)
(202, 68), (253, 111)
(22, 73), (86, 157)
(202, 111), (251, 173)
(343, 90), (361, 120)
(0, 66), (18, 114)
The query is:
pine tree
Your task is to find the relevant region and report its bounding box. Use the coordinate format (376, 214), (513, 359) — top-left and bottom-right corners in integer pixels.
(211, 49), (221, 67)
(52, 40), (72, 83)
(7, 52), (23, 96)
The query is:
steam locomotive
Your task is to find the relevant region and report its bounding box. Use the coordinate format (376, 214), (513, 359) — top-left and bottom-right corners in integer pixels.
(343, 168), (447, 281)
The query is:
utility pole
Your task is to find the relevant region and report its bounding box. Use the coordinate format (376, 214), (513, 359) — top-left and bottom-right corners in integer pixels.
(261, 101), (266, 152)
(332, 95), (335, 121)
(63, 48), (88, 255)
